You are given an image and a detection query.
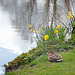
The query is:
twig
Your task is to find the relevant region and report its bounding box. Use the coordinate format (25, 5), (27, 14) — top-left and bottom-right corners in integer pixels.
(50, 11), (69, 30)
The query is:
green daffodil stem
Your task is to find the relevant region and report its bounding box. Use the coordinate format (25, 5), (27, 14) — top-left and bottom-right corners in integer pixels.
(42, 39), (46, 55)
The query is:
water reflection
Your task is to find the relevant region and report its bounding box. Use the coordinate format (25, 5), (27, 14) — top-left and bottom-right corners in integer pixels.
(0, 6), (36, 74)
(0, 6), (36, 54)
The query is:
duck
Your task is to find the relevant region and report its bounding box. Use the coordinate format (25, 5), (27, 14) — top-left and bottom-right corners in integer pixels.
(48, 50), (63, 62)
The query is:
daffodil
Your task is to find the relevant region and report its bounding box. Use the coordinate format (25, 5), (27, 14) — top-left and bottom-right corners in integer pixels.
(29, 25), (32, 28)
(54, 30), (58, 33)
(68, 12), (71, 15)
(39, 28), (42, 31)
(69, 15), (72, 18)
(31, 29), (34, 32)
(67, 16), (70, 19)
(57, 25), (61, 29)
(44, 35), (49, 40)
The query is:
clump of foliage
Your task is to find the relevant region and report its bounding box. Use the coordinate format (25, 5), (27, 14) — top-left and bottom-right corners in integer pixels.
(29, 11), (75, 55)
(6, 48), (43, 68)
(30, 24), (68, 54)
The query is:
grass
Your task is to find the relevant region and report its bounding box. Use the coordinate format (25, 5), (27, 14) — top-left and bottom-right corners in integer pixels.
(6, 49), (75, 75)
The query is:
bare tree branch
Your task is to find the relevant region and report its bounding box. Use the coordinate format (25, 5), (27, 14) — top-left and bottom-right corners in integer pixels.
(50, 11), (69, 30)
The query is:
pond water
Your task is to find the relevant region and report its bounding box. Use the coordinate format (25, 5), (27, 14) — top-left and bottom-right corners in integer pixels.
(0, 6), (36, 75)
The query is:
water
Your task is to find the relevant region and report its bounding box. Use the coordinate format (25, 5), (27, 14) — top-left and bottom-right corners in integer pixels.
(0, 47), (19, 75)
(0, 6), (36, 75)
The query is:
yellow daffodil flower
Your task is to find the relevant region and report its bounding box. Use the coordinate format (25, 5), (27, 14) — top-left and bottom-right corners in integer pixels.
(67, 16), (70, 19)
(31, 29), (34, 32)
(39, 28), (42, 31)
(29, 25), (32, 28)
(54, 30), (58, 33)
(69, 15), (72, 18)
(44, 35), (49, 40)
(68, 12), (71, 15)
(57, 25), (61, 29)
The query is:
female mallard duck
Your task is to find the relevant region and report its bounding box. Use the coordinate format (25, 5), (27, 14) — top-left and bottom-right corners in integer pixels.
(48, 50), (63, 62)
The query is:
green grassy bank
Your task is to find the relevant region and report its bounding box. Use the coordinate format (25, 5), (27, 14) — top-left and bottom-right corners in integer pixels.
(6, 49), (75, 75)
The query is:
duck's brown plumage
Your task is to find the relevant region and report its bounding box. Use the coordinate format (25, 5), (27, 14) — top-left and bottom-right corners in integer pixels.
(48, 50), (63, 62)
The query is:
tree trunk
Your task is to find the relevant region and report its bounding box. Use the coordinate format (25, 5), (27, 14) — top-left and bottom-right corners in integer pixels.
(53, 0), (57, 26)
